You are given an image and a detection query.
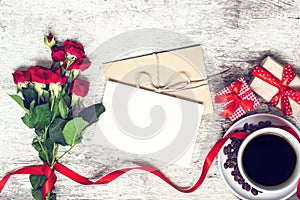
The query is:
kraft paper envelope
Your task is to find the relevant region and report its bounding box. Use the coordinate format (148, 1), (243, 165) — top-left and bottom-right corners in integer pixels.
(102, 45), (213, 114)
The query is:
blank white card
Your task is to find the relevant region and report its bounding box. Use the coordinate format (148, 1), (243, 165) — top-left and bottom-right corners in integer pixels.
(94, 81), (204, 168)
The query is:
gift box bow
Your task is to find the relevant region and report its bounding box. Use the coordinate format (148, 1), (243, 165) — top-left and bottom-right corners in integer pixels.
(214, 77), (259, 121)
(252, 64), (300, 115)
(215, 80), (254, 117)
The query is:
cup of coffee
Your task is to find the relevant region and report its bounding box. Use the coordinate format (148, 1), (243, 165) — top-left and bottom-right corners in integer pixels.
(237, 127), (300, 193)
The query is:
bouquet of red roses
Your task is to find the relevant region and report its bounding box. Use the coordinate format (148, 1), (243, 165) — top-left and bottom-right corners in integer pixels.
(10, 35), (105, 200)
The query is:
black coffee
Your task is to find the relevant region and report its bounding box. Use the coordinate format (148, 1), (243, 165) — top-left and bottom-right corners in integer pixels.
(242, 134), (296, 186)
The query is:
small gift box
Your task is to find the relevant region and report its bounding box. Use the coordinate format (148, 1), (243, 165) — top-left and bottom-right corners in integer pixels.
(250, 57), (300, 116)
(215, 77), (260, 121)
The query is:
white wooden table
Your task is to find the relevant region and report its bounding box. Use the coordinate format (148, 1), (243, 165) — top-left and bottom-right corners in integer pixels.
(1, 0), (300, 199)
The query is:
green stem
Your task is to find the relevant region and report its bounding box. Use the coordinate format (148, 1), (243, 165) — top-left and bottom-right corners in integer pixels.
(44, 127), (49, 142)
(51, 144), (59, 168)
(38, 139), (50, 164)
(50, 91), (55, 112)
(42, 127), (51, 165)
(46, 192), (51, 200)
(57, 145), (75, 161)
(70, 71), (74, 81)
(65, 59), (74, 70)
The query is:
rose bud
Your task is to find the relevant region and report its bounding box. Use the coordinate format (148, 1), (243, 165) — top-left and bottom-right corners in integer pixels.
(12, 70), (30, 89)
(44, 33), (56, 48)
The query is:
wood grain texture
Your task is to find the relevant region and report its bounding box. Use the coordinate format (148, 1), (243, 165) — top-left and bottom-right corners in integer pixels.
(1, 0), (300, 199)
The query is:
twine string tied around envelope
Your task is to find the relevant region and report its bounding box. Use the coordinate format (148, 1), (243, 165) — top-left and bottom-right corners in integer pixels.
(135, 53), (234, 93)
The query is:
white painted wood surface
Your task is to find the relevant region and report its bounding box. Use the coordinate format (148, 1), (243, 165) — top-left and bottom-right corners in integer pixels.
(1, 0), (300, 199)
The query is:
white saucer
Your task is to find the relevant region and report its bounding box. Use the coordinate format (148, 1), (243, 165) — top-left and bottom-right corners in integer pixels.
(218, 113), (300, 200)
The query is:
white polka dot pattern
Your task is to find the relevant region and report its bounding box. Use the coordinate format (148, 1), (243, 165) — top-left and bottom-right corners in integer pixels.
(215, 77), (260, 121)
(251, 65), (299, 115)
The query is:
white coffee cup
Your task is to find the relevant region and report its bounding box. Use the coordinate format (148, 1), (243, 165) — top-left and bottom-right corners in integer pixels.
(237, 127), (300, 193)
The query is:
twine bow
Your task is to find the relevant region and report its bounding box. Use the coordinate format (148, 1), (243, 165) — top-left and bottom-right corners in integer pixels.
(214, 80), (254, 118)
(135, 53), (234, 93)
(252, 65), (300, 115)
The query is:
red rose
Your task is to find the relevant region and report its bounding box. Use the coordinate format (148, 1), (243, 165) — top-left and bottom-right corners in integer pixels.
(28, 66), (67, 85)
(70, 79), (90, 97)
(12, 70), (30, 84)
(68, 56), (91, 71)
(64, 40), (85, 58)
(28, 66), (50, 84)
(51, 46), (65, 62)
(51, 40), (86, 63)
(51, 68), (68, 85)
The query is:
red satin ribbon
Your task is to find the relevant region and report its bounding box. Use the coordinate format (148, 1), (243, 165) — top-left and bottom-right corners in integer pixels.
(0, 163), (56, 199)
(252, 65), (300, 115)
(215, 80), (254, 118)
(0, 128), (299, 199)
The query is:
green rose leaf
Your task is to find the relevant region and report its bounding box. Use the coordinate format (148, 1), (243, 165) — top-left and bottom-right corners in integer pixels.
(58, 98), (69, 119)
(62, 117), (89, 146)
(38, 151), (47, 162)
(22, 113), (35, 128)
(9, 94), (29, 113)
(22, 104), (51, 129)
(64, 95), (71, 107)
(61, 86), (67, 96)
(32, 137), (42, 152)
(31, 137), (46, 162)
(78, 103), (105, 125)
(30, 100), (35, 112)
(33, 104), (51, 130)
(34, 129), (44, 137)
(22, 88), (38, 109)
(31, 188), (42, 200)
(49, 118), (67, 146)
(30, 174), (47, 190)
(51, 99), (60, 119)
(43, 90), (50, 102)
(45, 138), (54, 161)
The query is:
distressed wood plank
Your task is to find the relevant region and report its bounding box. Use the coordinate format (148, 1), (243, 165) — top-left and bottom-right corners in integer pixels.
(0, 0), (300, 199)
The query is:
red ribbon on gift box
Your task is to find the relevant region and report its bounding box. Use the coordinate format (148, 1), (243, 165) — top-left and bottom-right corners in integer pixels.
(1, 126), (300, 199)
(215, 80), (255, 118)
(252, 65), (300, 115)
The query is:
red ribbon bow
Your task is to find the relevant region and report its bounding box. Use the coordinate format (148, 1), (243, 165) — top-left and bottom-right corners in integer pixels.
(0, 163), (57, 199)
(215, 80), (254, 118)
(252, 65), (300, 115)
(1, 126), (300, 199)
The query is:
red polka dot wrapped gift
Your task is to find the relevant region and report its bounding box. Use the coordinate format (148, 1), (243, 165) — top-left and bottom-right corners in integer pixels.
(250, 56), (300, 116)
(215, 77), (260, 121)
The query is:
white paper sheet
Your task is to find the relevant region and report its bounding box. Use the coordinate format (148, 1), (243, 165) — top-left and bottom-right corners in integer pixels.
(94, 81), (204, 168)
